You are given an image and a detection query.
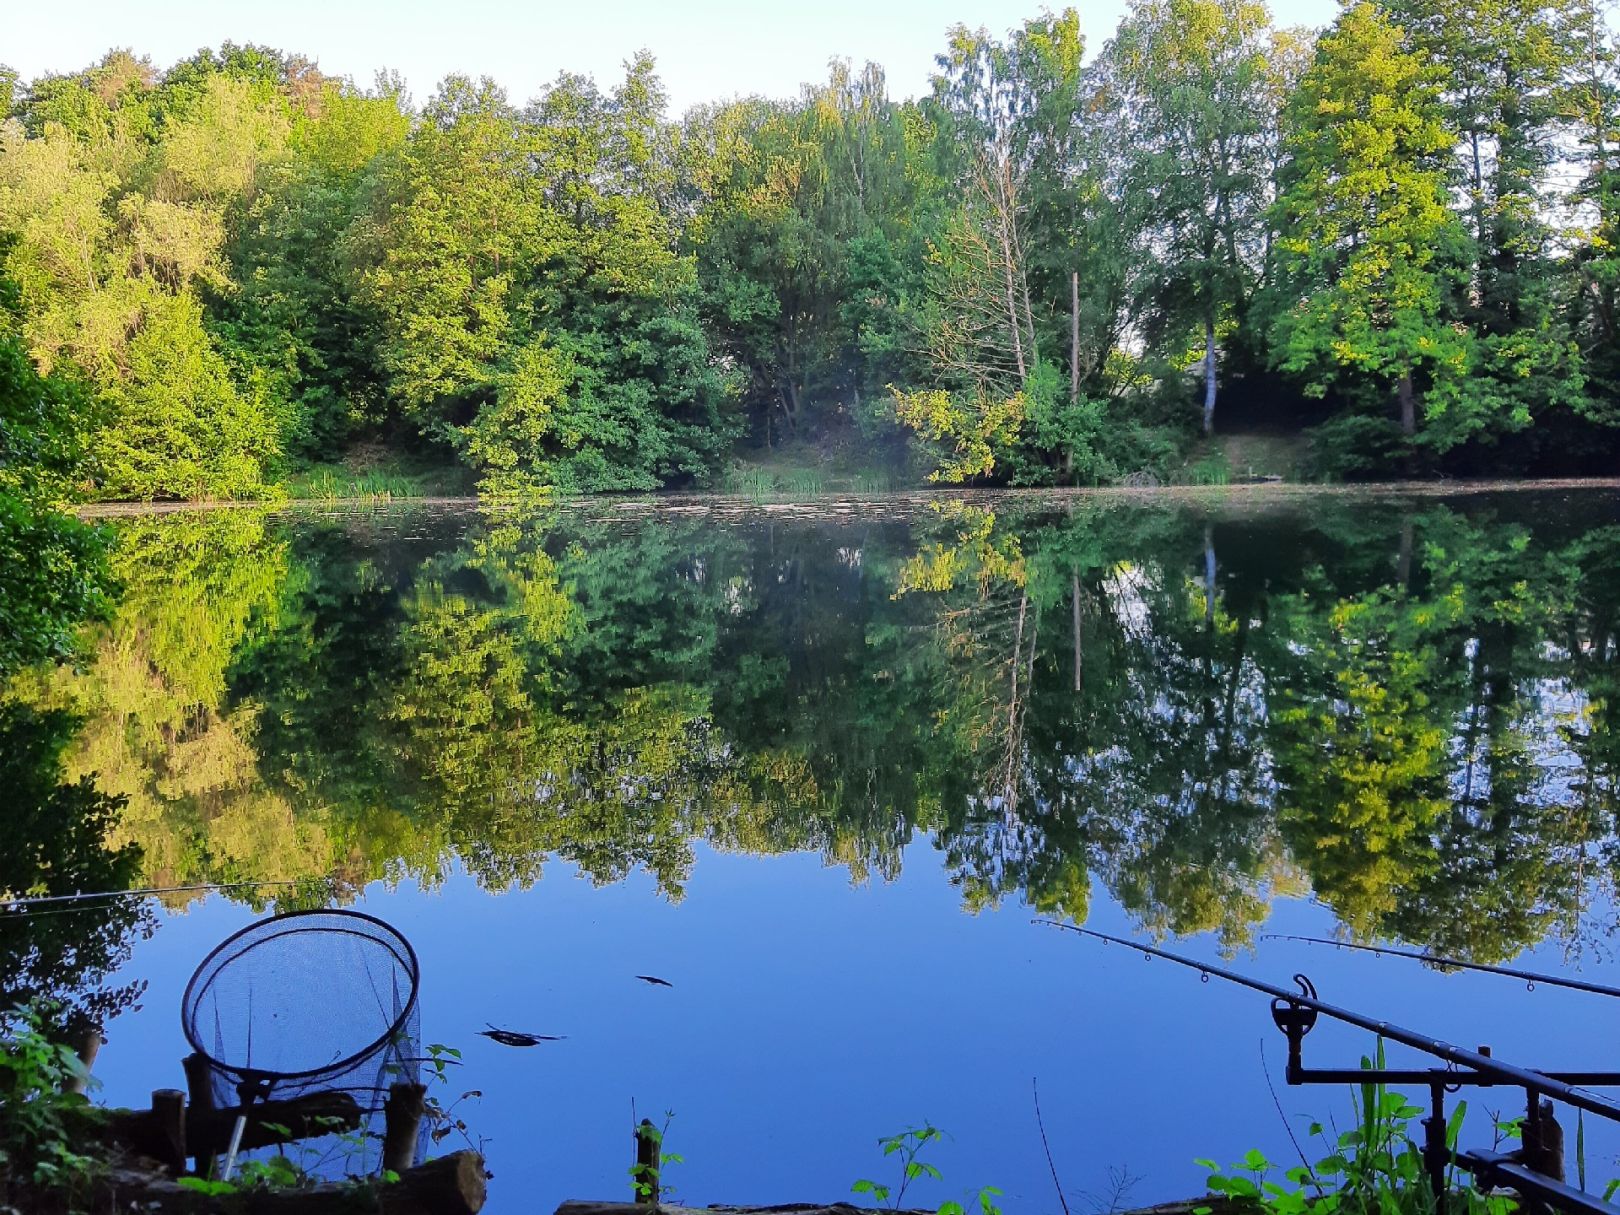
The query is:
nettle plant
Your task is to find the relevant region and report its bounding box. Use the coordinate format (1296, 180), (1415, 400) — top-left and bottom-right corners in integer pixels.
(853, 1125), (1003, 1215)
(1197, 1045), (1514, 1215)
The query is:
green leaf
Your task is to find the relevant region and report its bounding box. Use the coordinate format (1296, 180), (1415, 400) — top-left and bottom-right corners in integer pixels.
(1447, 1100), (1468, 1151)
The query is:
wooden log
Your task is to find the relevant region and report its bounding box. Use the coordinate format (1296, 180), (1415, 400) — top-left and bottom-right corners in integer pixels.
(376, 1151), (488, 1215)
(555, 1199), (1253, 1215)
(192, 1091), (365, 1156)
(384, 1082), (428, 1175)
(102, 1090), (364, 1162)
(92, 1149), (486, 1214)
(558, 1205), (937, 1215)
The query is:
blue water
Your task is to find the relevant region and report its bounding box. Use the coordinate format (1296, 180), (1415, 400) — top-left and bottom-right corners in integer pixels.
(88, 850), (1620, 1213)
(17, 488), (1620, 1212)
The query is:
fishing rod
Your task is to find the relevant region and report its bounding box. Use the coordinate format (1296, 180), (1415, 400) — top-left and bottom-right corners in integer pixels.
(1035, 919), (1620, 1122)
(1260, 933), (1620, 1000)
(0, 880), (313, 913)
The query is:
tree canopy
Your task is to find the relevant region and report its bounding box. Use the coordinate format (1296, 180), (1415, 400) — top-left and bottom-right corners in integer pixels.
(6, 6), (1620, 498)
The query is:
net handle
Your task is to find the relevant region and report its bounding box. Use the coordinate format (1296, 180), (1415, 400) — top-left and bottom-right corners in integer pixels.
(180, 908), (421, 1085)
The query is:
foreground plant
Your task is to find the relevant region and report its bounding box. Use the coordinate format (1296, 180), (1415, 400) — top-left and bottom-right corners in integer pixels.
(0, 1001), (105, 1204)
(1197, 1044), (1514, 1215)
(853, 1124), (1002, 1215)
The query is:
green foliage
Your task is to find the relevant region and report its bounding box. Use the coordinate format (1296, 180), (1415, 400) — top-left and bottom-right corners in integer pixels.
(1197, 1045), (1512, 1215)
(0, 308), (112, 672)
(629, 1112), (682, 1202)
(0, 500), (110, 673)
(0, 62), (292, 500)
(7, 12), (1620, 492)
(852, 1124), (1001, 1215)
(94, 292), (286, 500)
(891, 385), (1025, 483)
(0, 1000), (105, 1200)
(1268, 3), (1470, 443)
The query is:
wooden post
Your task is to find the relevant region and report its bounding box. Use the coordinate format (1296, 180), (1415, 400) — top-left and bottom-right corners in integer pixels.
(151, 1089), (187, 1175)
(384, 1082), (429, 1176)
(182, 1052), (218, 1178)
(633, 1119), (660, 1206)
(1523, 1097), (1566, 1185)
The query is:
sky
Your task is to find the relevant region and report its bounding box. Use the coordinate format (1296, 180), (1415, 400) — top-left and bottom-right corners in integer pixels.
(8, 0), (1341, 115)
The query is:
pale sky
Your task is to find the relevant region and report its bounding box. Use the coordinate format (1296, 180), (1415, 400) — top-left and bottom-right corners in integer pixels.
(7, 0), (1340, 115)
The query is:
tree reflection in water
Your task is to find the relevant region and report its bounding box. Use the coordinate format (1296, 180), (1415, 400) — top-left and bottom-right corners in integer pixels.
(8, 490), (1620, 1037)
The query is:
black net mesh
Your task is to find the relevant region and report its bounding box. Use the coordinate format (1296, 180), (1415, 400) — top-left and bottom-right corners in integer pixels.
(181, 909), (422, 1177)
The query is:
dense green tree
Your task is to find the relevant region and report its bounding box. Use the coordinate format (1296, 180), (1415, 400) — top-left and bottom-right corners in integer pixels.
(689, 64), (926, 446)
(1386, 0), (1586, 443)
(1268, 4), (1471, 447)
(358, 64), (734, 492)
(1102, 0), (1275, 436)
(0, 60), (290, 498)
(0, 268), (111, 669)
(221, 78), (410, 455)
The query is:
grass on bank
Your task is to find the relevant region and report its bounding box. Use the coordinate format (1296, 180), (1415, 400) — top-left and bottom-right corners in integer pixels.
(278, 457), (475, 501)
(720, 445), (918, 499)
(266, 429), (1314, 506)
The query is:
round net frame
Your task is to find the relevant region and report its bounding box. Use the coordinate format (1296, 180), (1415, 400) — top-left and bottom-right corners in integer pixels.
(181, 909), (423, 1176)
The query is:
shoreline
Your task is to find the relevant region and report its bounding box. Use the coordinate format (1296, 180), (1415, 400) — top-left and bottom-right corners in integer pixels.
(73, 475), (1620, 520)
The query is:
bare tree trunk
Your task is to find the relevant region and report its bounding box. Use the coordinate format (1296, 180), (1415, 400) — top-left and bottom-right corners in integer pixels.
(1071, 573), (1083, 693)
(995, 165), (1028, 381)
(1009, 592), (1028, 738)
(1070, 271), (1081, 404)
(1203, 311), (1217, 437)
(1204, 524), (1217, 626)
(1397, 371), (1416, 436)
(1064, 270), (1080, 480)
(1016, 213), (1038, 370)
(1397, 518), (1414, 591)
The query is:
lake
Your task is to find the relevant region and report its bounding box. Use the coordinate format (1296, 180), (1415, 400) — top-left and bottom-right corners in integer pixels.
(7, 486), (1620, 1213)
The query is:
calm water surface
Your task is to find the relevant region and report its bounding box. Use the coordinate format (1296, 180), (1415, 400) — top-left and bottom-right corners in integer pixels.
(10, 488), (1620, 1212)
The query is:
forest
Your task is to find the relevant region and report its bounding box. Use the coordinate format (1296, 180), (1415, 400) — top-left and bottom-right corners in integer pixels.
(4, 0), (1620, 508)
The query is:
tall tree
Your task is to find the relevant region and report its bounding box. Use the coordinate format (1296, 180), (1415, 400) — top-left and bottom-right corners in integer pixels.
(1386, 0), (1586, 441)
(690, 62), (920, 445)
(1, 59), (291, 498)
(1268, 3), (1470, 444)
(1102, 0), (1274, 435)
